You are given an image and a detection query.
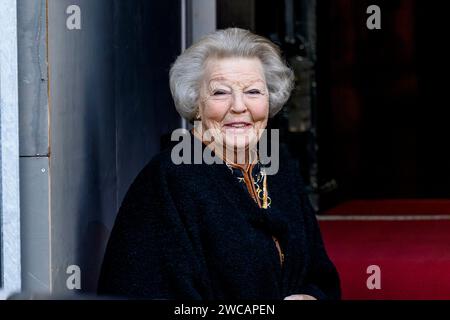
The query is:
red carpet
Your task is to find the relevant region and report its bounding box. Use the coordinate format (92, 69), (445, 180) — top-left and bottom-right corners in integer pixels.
(319, 200), (450, 300)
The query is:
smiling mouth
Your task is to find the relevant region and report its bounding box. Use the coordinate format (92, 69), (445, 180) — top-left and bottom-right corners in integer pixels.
(223, 122), (253, 130)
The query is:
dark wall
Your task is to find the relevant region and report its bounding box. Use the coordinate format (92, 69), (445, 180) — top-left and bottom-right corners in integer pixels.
(114, 0), (182, 207)
(317, 0), (450, 209)
(44, 0), (181, 294)
(415, 2), (450, 198)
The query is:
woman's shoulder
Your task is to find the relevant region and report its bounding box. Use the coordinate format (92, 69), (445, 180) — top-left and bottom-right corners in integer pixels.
(145, 147), (177, 171)
(136, 143), (200, 186)
(271, 142), (301, 176)
(119, 148), (186, 209)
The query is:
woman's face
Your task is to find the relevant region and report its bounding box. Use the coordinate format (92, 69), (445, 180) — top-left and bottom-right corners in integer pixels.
(198, 57), (269, 152)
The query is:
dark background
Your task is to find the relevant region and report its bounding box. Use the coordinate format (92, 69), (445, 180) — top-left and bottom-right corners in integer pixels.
(218, 0), (450, 211)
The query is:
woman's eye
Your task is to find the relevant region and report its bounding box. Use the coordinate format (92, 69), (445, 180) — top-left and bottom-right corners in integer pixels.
(246, 89), (261, 95)
(213, 90), (228, 95)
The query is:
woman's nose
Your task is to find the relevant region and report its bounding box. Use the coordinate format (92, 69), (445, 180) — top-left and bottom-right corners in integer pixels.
(230, 92), (247, 113)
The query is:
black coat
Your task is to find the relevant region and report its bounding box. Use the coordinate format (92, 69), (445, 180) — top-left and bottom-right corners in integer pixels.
(98, 132), (340, 300)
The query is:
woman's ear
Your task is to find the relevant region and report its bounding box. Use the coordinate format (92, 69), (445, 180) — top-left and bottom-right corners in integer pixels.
(188, 107), (201, 125)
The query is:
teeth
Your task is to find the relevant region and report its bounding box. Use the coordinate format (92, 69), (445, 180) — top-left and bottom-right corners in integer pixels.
(230, 123), (247, 128)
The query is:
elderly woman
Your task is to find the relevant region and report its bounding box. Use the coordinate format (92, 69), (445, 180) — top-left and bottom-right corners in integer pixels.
(98, 28), (340, 300)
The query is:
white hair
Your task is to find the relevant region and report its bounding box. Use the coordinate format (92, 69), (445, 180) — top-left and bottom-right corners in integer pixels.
(169, 28), (294, 121)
